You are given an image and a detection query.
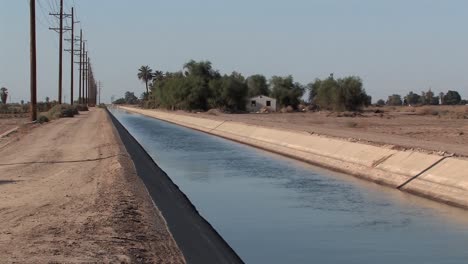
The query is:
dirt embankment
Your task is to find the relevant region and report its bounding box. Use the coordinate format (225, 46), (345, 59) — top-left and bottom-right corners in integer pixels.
(0, 109), (185, 263)
(178, 106), (468, 157)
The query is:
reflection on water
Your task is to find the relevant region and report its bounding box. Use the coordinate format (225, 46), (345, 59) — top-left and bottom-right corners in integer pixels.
(111, 109), (468, 264)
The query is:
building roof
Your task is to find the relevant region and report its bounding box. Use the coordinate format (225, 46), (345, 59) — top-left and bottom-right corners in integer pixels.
(250, 95), (276, 101)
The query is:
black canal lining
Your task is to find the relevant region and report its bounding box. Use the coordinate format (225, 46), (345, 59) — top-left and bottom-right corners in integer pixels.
(107, 109), (244, 264)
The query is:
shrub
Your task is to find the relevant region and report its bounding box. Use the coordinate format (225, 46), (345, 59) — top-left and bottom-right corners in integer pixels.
(142, 100), (156, 109)
(98, 103), (107, 109)
(207, 108), (221, 115)
(76, 104), (89, 111)
(376, 99), (386, 106)
(47, 104), (77, 119)
(345, 121), (358, 128)
(280, 106), (294, 113)
(37, 115), (49, 123)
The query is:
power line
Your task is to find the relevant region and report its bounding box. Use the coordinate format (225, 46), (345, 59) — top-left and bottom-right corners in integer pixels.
(36, 0), (56, 28)
(49, 0), (71, 104)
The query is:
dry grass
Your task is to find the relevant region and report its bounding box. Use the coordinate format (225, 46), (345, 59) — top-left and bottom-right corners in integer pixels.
(345, 121), (358, 128)
(377, 105), (468, 119)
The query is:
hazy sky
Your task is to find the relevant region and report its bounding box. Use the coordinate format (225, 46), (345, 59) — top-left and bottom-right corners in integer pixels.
(1, 0), (468, 103)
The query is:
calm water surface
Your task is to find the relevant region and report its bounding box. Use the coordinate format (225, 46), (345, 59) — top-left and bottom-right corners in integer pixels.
(110, 109), (468, 264)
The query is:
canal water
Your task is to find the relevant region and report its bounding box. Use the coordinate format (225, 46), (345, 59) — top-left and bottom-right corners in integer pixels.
(110, 109), (468, 264)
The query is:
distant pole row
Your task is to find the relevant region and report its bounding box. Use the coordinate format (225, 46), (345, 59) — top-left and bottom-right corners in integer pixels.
(29, 0), (100, 122)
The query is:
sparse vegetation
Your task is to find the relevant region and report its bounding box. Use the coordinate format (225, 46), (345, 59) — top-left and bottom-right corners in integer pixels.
(37, 115), (49, 123)
(345, 121), (358, 128)
(76, 104), (89, 111)
(44, 104), (79, 120)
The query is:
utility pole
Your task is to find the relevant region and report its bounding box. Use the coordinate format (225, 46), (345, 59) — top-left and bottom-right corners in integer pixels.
(65, 17), (80, 105)
(58, 0), (63, 103)
(84, 53), (88, 104)
(87, 57), (91, 105)
(70, 8), (74, 104)
(81, 42), (86, 104)
(78, 30), (82, 104)
(30, 0), (37, 121)
(49, 0), (71, 104)
(98, 81), (102, 105)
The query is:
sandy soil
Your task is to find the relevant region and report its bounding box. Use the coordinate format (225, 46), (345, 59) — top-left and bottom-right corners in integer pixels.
(0, 116), (28, 135)
(0, 109), (185, 263)
(174, 106), (468, 157)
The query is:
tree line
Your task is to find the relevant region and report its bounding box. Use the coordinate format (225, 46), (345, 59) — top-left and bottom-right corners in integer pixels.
(112, 60), (374, 112)
(383, 89), (466, 106)
(112, 60), (466, 111)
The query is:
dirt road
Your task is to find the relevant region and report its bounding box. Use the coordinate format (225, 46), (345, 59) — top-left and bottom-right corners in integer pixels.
(0, 109), (184, 263)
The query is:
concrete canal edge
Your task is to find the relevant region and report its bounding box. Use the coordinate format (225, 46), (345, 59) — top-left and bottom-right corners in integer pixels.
(107, 109), (244, 264)
(118, 106), (468, 210)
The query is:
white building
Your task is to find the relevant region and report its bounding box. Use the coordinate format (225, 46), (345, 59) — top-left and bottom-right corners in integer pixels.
(246, 95), (277, 112)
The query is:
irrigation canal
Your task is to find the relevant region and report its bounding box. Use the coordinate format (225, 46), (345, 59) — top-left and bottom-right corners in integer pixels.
(110, 108), (468, 264)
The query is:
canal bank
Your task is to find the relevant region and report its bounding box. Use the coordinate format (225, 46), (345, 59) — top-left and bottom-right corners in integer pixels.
(118, 106), (468, 209)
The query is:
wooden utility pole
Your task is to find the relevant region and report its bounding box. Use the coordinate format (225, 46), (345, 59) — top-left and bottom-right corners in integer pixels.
(98, 81), (102, 105)
(81, 42), (86, 104)
(78, 30), (82, 104)
(87, 57), (90, 105)
(84, 53), (88, 104)
(49, 0), (71, 104)
(58, 0), (63, 103)
(65, 14), (80, 104)
(29, 0), (37, 121)
(69, 7), (74, 104)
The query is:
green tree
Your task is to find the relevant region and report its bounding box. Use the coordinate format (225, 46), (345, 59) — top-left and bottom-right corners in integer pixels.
(425, 89), (439, 105)
(153, 70), (164, 81)
(336, 76), (369, 111)
(307, 79), (321, 103)
(113, 98), (126, 104)
(376, 99), (385, 106)
(405, 91), (421, 105)
(246, 74), (269, 97)
(387, 94), (403, 106)
(183, 60), (219, 80)
(0, 87), (8, 104)
(124, 92), (139, 104)
(312, 76), (368, 111)
(221, 72), (249, 111)
(270, 75), (304, 109)
(314, 76), (338, 109)
(137, 66), (153, 96)
(443, 90), (462, 105)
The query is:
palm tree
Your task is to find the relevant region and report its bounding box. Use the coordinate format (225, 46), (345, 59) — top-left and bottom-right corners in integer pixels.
(0, 87), (8, 104)
(137, 66), (153, 96)
(153, 70), (164, 82)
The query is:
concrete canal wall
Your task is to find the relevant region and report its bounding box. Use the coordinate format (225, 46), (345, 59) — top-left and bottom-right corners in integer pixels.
(119, 106), (468, 209)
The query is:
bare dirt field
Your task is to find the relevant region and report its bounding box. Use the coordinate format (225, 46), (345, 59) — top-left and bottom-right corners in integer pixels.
(0, 109), (184, 263)
(0, 115), (29, 135)
(179, 105), (468, 157)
